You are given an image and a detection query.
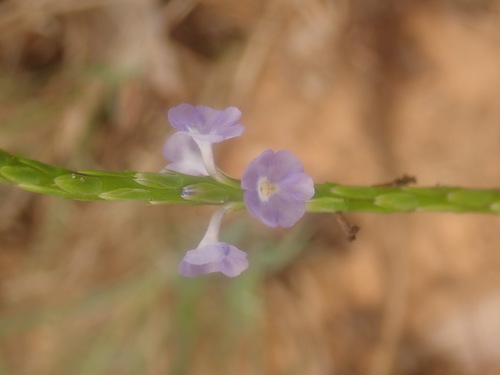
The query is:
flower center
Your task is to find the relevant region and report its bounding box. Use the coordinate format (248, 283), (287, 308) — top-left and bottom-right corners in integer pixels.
(257, 177), (278, 202)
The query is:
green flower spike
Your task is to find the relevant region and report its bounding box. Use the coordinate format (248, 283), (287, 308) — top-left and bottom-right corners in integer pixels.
(1, 148), (500, 214)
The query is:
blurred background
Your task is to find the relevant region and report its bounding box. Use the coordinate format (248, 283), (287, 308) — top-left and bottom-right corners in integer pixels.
(1, 0), (500, 374)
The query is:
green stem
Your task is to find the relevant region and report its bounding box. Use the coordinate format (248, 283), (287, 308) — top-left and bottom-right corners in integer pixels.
(309, 183), (500, 214)
(1, 149), (500, 214)
(0, 149), (242, 205)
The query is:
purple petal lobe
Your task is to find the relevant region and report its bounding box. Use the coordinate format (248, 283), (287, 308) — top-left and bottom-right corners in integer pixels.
(178, 242), (248, 278)
(167, 103), (196, 130)
(241, 149), (274, 189)
(241, 149), (315, 228)
(167, 104), (244, 144)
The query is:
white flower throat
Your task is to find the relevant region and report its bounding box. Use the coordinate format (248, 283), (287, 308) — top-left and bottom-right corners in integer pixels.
(257, 177), (278, 202)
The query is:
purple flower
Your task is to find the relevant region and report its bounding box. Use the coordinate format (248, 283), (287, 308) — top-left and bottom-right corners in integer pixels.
(168, 103), (244, 143)
(177, 206), (248, 278)
(178, 242), (248, 277)
(165, 104), (244, 185)
(241, 149), (315, 228)
(163, 132), (208, 176)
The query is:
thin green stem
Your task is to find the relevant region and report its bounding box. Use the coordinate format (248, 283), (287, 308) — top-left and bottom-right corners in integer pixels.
(0, 149), (242, 205)
(1, 148), (500, 214)
(308, 183), (500, 214)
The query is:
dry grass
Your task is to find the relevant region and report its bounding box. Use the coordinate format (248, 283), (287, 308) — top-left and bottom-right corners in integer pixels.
(1, 0), (500, 374)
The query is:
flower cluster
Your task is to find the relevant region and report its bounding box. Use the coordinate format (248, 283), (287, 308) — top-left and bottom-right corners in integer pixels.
(163, 104), (315, 278)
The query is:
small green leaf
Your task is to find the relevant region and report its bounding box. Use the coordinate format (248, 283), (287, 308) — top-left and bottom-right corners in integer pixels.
(18, 184), (69, 198)
(447, 190), (494, 208)
(134, 172), (184, 189)
(78, 169), (136, 177)
(307, 198), (348, 212)
(0, 150), (14, 166)
(20, 158), (70, 177)
(0, 166), (53, 186)
(54, 173), (102, 199)
(375, 192), (419, 211)
(181, 183), (228, 204)
(99, 188), (152, 201)
(490, 202), (500, 213)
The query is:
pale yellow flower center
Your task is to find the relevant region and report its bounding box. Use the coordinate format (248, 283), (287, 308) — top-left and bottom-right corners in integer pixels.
(258, 177), (278, 202)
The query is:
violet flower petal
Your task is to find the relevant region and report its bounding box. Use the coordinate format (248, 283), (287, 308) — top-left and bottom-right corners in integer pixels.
(178, 242), (248, 277)
(163, 132), (208, 176)
(241, 149), (315, 228)
(168, 103), (244, 143)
